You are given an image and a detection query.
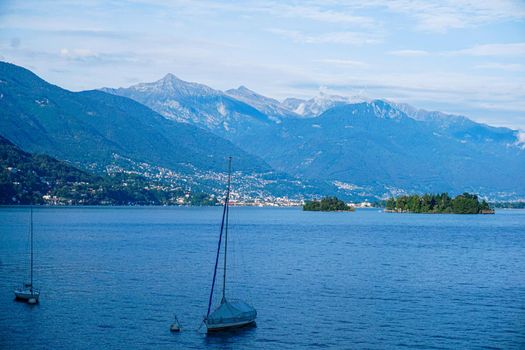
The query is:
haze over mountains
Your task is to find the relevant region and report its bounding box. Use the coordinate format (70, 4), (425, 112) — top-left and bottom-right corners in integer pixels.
(2, 61), (524, 201)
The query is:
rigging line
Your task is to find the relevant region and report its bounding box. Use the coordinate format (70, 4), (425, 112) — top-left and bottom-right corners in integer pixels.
(206, 182), (228, 316)
(230, 213), (237, 294)
(223, 158), (232, 301)
(228, 210), (238, 297)
(24, 209), (31, 282)
(30, 206), (33, 290)
(222, 198), (229, 302)
(206, 157), (232, 318)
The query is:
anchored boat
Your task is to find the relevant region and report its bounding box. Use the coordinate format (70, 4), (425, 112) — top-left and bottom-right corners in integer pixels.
(14, 207), (40, 304)
(204, 157), (257, 332)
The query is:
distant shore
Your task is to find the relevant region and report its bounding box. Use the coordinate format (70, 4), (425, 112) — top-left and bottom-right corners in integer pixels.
(0, 203), (303, 208)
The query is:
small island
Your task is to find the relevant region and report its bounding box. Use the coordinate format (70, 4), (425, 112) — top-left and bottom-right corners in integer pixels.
(303, 196), (355, 212)
(385, 192), (494, 214)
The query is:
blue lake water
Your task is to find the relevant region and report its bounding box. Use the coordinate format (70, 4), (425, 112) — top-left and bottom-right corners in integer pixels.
(0, 207), (524, 349)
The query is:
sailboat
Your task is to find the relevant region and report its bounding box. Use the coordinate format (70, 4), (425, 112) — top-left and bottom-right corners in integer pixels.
(14, 207), (40, 304)
(204, 157), (257, 332)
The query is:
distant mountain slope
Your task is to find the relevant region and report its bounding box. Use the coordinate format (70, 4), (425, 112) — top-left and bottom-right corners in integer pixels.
(254, 100), (525, 199)
(225, 85), (299, 121)
(101, 74), (273, 137)
(392, 102), (519, 145)
(0, 62), (270, 175)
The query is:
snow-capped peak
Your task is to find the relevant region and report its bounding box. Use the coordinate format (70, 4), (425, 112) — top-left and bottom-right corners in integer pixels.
(282, 91), (368, 118)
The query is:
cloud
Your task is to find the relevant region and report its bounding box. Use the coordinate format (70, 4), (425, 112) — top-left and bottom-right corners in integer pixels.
(316, 58), (369, 68)
(125, 1), (378, 27)
(446, 43), (525, 57)
(267, 1), (525, 33)
(267, 28), (382, 45)
(155, 0), (525, 32)
(474, 63), (524, 72)
(53, 29), (131, 39)
(256, 3), (377, 27)
(388, 43), (525, 58)
(60, 48), (97, 59)
(58, 48), (141, 65)
(352, 0), (525, 33)
(388, 50), (429, 57)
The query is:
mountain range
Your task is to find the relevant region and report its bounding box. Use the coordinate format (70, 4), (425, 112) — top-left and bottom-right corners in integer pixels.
(2, 61), (524, 201)
(0, 62), (319, 200)
(102, 73), (525, 200)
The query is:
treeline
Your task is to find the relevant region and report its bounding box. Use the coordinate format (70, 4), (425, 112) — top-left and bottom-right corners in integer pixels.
(385, 193), (492, 214)
(303, 196), (355, 212)
(0, 135), (217, 206)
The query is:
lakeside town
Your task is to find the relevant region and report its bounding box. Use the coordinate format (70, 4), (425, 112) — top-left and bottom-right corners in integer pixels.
(226, 194), (375, 208)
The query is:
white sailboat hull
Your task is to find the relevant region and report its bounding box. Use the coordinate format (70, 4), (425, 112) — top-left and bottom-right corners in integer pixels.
(14, 289), (40, 303)
(206, 317), (256, 332)
(205, 299), (257, 333)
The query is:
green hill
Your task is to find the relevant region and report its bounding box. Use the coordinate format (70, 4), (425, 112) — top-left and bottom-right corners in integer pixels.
(0, 135), (215, 205)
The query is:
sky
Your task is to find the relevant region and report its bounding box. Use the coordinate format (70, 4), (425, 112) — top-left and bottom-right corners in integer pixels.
(0, 0), (524, 130)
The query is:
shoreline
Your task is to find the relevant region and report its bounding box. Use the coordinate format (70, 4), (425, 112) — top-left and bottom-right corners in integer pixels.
(3, 206), (521, 212)
(0, 204), (304, 209)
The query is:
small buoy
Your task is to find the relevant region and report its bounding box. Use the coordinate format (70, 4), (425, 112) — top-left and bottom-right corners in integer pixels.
(170, 314), (181, 332)
(28, 298), (37, 304)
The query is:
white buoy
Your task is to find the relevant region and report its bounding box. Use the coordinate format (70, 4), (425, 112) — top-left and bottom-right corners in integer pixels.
(28, 298), (37, 304)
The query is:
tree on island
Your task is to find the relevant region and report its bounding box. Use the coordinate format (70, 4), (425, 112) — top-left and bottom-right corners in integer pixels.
(385, 192), (492, 214)
(303, 196), (355, 211)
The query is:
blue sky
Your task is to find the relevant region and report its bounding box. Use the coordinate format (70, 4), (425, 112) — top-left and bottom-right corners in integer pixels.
(1, 0), (524, 130)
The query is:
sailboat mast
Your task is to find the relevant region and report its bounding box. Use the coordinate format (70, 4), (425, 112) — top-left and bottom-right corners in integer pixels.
(206, 157), (232, 317)
(222, 158), (232, 301)
(30, 206), (33, 291)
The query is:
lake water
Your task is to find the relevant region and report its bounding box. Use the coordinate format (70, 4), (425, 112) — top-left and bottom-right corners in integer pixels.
(0, 207), (524, 349)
